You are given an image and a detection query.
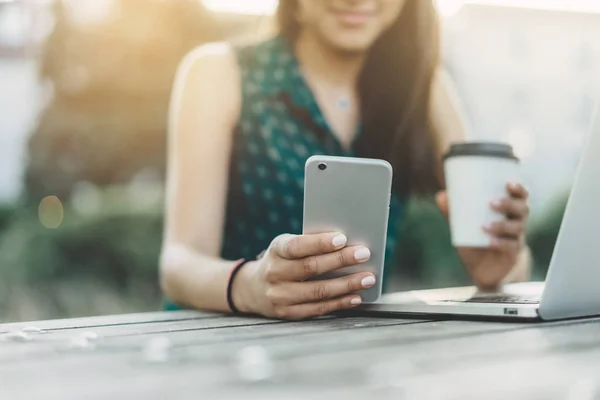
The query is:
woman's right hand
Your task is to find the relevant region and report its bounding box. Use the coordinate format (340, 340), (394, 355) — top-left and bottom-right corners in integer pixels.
(231, 232), (375, 320)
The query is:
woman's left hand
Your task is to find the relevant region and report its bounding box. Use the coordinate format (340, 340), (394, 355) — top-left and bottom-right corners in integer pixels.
(436, 182), (530, 291)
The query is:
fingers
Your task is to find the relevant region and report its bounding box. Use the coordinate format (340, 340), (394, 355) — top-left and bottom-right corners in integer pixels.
(489, 237), (520, 252)
(264, 270), (375, 319)
(278, 294), (363, 321)
(491, 197), (529, 220)
(266, 245), (370, 282)
(484, 209), (526, 251)
(486, 183), (529, 244)
(285, 272), (376, 304)
(264, 233), (375, 321)
(483, 220), (525, 239)
(435, 191), (449, 218)
(506, 182), (529, 199)
(491, 182), (529, 219)
(272, 233), (347, 260)
(273, 245), (370, 282)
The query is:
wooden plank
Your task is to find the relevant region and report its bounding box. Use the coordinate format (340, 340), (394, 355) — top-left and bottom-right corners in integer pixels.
(275, 319), (600, 383)
(0, 317), (430, 400)
(4, 315), (287, 338)
(1, 317), (593, 374)
(0, 317), (422, 363)
(1, 316), (587, 370)
(165, 317), (600, 368)
(0, 316), (292, 362)
(3, 316), (600, 400)
(0, 310), (217, 333)
(2, 327), (600, 400)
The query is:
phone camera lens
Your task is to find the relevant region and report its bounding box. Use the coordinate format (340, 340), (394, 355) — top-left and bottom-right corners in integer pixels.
(318, 163), (327, 171)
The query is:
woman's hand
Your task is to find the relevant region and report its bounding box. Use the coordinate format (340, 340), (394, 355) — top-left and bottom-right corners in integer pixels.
(436, 182), (531, 290)
(231, 232), (376, 320)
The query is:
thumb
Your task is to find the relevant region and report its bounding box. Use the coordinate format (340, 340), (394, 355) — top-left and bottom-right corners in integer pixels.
(436, 190), (449, 218)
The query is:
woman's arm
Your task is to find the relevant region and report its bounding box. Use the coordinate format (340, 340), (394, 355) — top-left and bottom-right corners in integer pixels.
(160, 43), (375, 318)
(428, 68), (532, 283)
(160, 43), (242, 312)
(428, 68), (470, 153)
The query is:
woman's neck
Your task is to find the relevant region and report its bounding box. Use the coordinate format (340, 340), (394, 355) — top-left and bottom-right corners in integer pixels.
(294, 31), (366, 88)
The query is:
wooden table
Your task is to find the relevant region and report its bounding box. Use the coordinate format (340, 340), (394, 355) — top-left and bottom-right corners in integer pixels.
(1, 311), (600, 400)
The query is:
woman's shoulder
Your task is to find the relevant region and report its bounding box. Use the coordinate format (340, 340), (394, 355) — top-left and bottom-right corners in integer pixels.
(172, 42), (242, 123)
(179, 41), (239, 76)
(178, 35), (284, 78)
(173, 42), (242, 102)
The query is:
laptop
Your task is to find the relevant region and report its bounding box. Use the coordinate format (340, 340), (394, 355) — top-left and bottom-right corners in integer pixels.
(360, 108), (600, 322)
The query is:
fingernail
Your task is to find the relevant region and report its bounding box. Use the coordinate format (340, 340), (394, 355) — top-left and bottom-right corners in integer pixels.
(332, 234), (347, 247)
(491, 200), (502, 208)
(483, 223), (493, 231)
(361, 275), (376, 288)
(350, 297), (362, 306)
(509, 182), (520, 189)
(354, 247), (371, 262)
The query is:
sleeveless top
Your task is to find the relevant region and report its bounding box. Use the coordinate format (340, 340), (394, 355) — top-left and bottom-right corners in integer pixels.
(164, 35), (405, 311)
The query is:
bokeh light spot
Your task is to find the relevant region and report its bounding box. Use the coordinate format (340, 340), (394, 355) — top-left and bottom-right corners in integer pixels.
(38, 196), (64, 229)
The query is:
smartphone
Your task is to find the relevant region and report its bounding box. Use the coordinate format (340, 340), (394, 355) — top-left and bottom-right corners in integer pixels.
(303, 155), (393, 303)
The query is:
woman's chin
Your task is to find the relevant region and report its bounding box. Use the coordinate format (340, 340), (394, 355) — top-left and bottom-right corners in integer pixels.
(324, 34), (376, 55)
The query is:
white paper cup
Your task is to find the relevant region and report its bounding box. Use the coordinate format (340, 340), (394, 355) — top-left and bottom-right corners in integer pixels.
(444, 142), (520, 248)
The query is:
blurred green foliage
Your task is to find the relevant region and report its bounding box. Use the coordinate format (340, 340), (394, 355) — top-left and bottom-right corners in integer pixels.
(0, 202), (164, 322)
(526, 190), (570, 280)
(0, 208), (161, 284)
(393, 197), (470, 291)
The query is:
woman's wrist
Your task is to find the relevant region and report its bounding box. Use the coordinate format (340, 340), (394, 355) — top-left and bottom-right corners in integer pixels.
(230, 260), (259, 314)
(503, 245), (532, 284)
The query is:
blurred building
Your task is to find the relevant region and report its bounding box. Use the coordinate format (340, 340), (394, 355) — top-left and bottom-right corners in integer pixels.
(0, 0), (50, 202)
(443, 4), (600, 210)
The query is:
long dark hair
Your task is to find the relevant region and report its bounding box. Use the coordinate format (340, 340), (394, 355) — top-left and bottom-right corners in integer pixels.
(277, 0), (442, 197)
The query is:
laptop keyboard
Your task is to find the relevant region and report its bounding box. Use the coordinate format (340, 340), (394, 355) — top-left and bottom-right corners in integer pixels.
(441, 295), (541, 305)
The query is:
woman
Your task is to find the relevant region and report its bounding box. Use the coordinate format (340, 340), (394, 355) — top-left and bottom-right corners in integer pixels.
(161, 0), (531, 320)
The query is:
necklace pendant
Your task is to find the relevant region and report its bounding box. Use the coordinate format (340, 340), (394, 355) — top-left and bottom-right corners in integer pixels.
(337, 97), (351, 111)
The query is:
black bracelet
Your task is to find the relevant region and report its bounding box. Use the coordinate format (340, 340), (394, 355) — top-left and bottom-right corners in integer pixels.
(227, 259), (251, 314)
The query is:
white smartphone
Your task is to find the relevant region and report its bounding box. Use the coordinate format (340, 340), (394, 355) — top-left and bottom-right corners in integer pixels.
(303, 155), (393, 303)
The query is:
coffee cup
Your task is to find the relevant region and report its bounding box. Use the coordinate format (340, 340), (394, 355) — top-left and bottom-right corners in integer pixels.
(443, 142), (520, 248)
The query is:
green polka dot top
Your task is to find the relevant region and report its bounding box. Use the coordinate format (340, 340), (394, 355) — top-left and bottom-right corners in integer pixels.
(164, 35), (405, 311)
